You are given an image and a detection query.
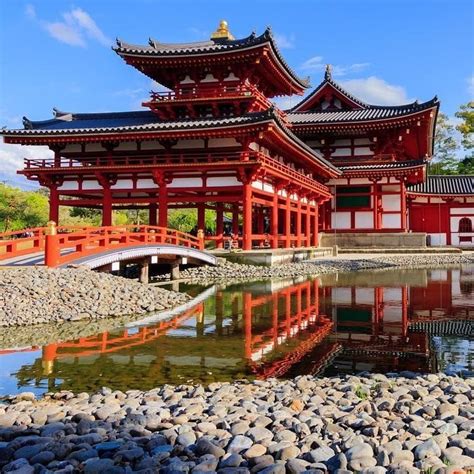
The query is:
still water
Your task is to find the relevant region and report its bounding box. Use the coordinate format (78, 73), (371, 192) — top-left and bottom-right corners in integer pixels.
(0, 266), (472, 396)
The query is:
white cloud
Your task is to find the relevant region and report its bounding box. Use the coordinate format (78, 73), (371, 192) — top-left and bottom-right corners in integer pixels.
(340, 76), (412, 105)
(468, 75), (474, 98)
(274, 33), (295, 49)
(44, 21), (86, 47)
(25, 4), (36, 19)
(26, 5), (111, 47)
(300, 56), (370, 76)
(272, 96), (301, 110)
(0, 141), (52, 189)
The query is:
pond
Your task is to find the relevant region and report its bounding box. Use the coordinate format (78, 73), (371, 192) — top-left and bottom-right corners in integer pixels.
(0, 265), (472, 396)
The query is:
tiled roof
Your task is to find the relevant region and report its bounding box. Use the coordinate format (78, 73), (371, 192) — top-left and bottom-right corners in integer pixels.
(339, 160), (427, 171)
(288, 98), (439, 125)
(407, 175), (474, 195)
(2, 107), (340, 174)
(7, 110), (271, 135)
(114, 28), (309, 89)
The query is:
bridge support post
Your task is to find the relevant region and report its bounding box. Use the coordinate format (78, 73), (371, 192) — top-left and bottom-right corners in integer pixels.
(45, 221), (60, 268)
(139, 259), (149, 284)
(170, 260), (180, 280)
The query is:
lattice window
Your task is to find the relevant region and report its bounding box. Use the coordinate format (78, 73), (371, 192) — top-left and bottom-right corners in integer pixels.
(458, 217), (473, 233)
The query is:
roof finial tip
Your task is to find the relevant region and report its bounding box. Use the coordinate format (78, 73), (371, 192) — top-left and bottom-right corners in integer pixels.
(211, 20), (234, 40)
(325, 64), (332, 80)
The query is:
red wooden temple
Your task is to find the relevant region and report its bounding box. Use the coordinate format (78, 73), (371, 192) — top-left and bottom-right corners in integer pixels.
(2, 21), (473, 249)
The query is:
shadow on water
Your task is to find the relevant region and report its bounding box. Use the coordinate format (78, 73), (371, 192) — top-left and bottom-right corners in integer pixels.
(0, 265), (473, 395)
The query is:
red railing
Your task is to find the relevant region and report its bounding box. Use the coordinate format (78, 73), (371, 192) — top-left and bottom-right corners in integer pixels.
(145, 84), (268, 104)
(22, 151), (330, 197)
(0, 225), (204, 267)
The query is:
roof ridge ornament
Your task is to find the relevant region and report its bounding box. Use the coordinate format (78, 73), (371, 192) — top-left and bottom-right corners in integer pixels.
(325, 64), (332, 81)
(210, 20), (235, 40)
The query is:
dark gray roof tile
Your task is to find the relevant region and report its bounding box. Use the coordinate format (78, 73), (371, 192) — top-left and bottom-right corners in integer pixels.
(407, 175), (474, 195)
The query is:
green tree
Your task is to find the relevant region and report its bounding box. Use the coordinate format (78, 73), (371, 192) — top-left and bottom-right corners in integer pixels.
(455, 101), (474, 173)
(430, 112), (459, 175)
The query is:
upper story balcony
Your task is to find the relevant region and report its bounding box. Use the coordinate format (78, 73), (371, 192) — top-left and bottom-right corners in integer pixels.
(143, 84), (273, 120)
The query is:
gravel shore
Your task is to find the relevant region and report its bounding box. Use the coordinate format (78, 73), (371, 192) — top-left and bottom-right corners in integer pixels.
(0, 373), (472, 473)
(0, 267), (189, 327)
(179, 254), (474, 285)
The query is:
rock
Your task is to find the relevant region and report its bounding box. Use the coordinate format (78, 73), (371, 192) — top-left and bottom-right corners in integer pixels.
(83, 458), (115, 474)
(243, 444), (266, 458)
(415, 439), (441, 460)
(309, 446), (335, 463)
(346, 443), (374, 461)
(219, 453), (243, 468)
(3, 458), (34, 474)
(195, 439), (225, 458)
(227, 436), (253, 453)
(286, 458), (310, 473)
(276, 445), (300, 461)
(176, 431), (197, 447)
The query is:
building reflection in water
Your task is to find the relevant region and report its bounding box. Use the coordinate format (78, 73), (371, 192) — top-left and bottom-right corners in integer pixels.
(5, 266), (474, 393)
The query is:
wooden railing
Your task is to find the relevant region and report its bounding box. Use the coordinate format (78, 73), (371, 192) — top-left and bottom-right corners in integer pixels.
(0, 224), (204, 267)
(22, 151), (330, 196)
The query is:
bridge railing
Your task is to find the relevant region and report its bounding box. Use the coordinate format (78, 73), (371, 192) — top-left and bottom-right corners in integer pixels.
(0, 224), (204, 267)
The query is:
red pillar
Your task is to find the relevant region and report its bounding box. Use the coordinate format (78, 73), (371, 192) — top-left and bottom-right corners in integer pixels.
(102, 188), (112, 226)
(285, 193), (291, 248)
(313, 204), (319, 247)
(296, 197), (302, 247)
(158, 183), (168, 228)
(373, 180), (380, 230)
(305, 203), (311, 247)
(197, 203), (205, 231)
(243, 183), (252, 251)
(400, 181), (407, 231)
(216, 202), (224, 249)
(272, 193), (279, 249)
(149, 202), (157, 226)
(232, 204), (239, 236)
(49, 186), (59, 223)
(244, 292), (252, 359)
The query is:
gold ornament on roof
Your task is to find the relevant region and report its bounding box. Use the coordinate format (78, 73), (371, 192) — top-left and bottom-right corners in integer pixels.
(211, 20), (235, 40)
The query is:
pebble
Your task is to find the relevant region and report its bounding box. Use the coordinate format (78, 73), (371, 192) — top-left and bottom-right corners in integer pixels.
(0, 373), (470, 472)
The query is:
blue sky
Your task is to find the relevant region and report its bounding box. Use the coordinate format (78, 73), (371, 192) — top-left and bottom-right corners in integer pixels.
(0, 0), (473, 188)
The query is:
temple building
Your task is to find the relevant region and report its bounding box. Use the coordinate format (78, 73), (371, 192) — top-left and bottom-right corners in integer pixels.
(2, 21), (473, 249)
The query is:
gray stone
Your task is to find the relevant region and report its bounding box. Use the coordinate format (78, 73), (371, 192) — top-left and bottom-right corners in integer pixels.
(346, 443), (373, 461)
(227, 436), (253, 454)
(309, 446), (335, 463)
(219, 453), (243, 468)
(195, 439), (225, 458)
(83, 458), (115, 474)
(415, 439), (441, 460)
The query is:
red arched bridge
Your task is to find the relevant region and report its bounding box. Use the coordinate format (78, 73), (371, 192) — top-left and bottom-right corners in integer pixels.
(0, 223), (217, 276)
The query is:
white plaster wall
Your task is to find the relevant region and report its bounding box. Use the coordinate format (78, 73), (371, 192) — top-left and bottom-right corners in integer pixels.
(450, 214), (474, 231)
(333, 139), (351, 146)
(111, 179), (134, 190)
(384, 288), (402, 303)
(82, 180), (102, 190)
(348, 178), (370, 185)
(355, 211), (374, 228)
(383, 306), (402, 323)
(430, 269), (448, 281)
(381, 185), (400, 192)
(331, 148), (351, 157)
(382, 194), (401, 211)
(355, 288), (374, 305)
(354, 147), (373, 156)
(136, 179), (156, 189)
(332, 212), (351, 229)
(141, 140), (165, 150)
(332, 288), (352, 305)
(207, 177), (240, 187)
(451, 208), (474, 215)
(208, 138), (239, 148)
(58, 181), (79, 191)
(168, 177), (202, 188)
(62, 144), (82, 153)
(263, 182), (274, 193)
(428, 233), (447, 246)
(174, 139), (205, 149)
(115, 141), (138, 151)
(85, 143), (105, 152)
(354, 138), (372, 145)
(382, 214), (401, 228)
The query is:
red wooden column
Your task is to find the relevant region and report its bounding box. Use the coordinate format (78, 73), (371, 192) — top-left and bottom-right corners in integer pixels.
(313, 203), (319, 247)
(296, 196), (302, 247)
(149, 202), (157, 226)
(285, 192), (291, 248)
(197, 203), (205, 231)
(232, 204), (239, 236)
(158, 183), (168, 228)
(305, 202), (311, 247)
(102, 187), (112, 226)
(49, 186), (59, 223)
(271, 192), (279, 249)
(216, 202), (224, 249)
(243, 292), (252, 359)
(400, 181), (407, 231)
(372, 179), (381, 230)
(243, 182), (253, 250)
